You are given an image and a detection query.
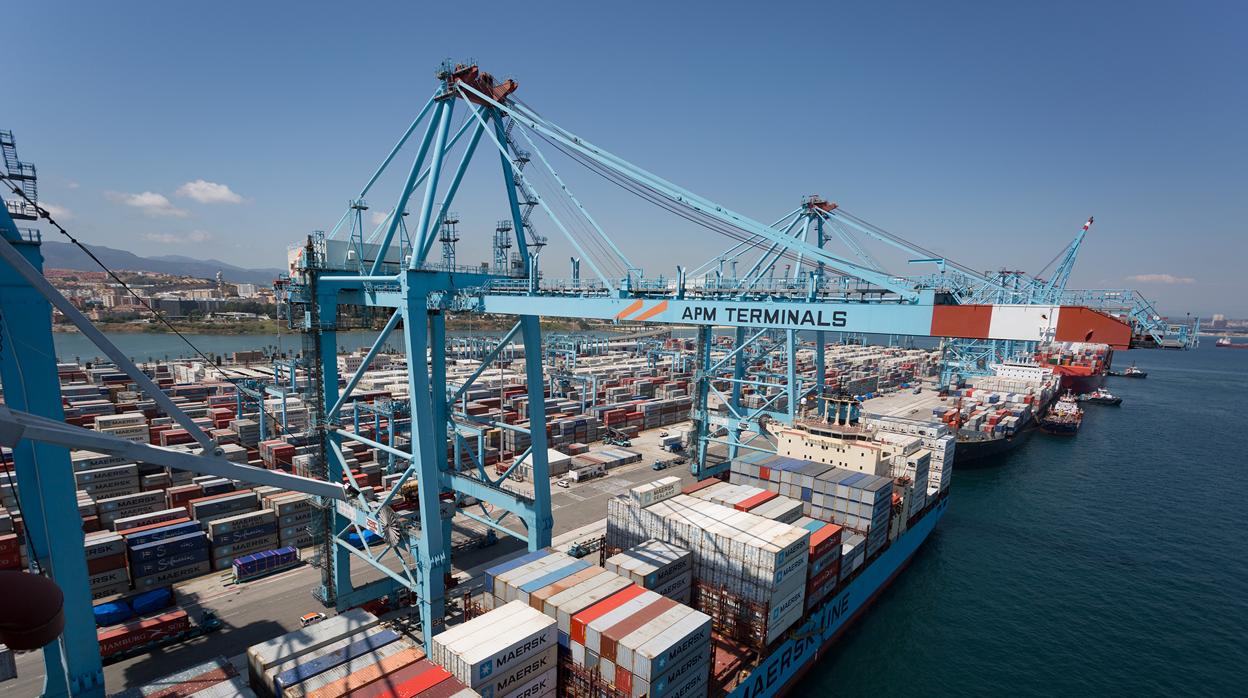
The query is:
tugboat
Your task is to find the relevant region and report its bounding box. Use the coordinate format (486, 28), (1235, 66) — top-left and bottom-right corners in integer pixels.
(1217, 336), (1248, 349)
(1039, 391), (1084, 435)
(1078, 388), (1122, 406)
(1109, 363), (1148, 378)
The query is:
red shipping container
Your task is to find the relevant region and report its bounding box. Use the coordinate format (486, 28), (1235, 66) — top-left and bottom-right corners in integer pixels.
(97, 610), (189, 658)
(809, 523), (843, 560)
(681, 479), (720, 496)
(87, 552), (127, 575)
(736, 491), (778, 512)
(347, 659), (438, 698)
(0, 549), (21, 570)
(0, 533), (18, 556)
(390, 664), (454, 698)
(570, 584), (645, 646)
(120, 516), (194, 542)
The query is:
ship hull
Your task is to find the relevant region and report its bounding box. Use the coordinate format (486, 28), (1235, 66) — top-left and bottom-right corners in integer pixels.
(953, 427), (1034, 467)
(1039, 421), (1080, 435)
(1058, 373), (1105, 394)
(728, 497), (949, 698)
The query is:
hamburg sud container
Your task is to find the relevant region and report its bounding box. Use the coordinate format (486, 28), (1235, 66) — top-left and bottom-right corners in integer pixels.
(430, 600), (556, 698)
(97, 610), (190, 659)
(246, 608), (379, 693)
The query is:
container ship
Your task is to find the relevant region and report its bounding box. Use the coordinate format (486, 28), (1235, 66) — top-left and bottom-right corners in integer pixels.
(917, 360), (1059, 465)
(1034, 342), (1113, 393)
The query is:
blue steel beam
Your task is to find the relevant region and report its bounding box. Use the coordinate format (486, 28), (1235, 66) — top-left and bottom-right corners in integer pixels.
(0, 220), (105, 698)
(457, 83), (919, 299)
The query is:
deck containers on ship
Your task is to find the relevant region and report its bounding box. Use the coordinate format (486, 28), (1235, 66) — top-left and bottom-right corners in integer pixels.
(607, 493), (809, 647)
(604, 539), (693, 604)
(453, 564), (713, 698)
(430, 600), (556, 698)
(245, 608), (378, 695)
(730, 453), (893, 556)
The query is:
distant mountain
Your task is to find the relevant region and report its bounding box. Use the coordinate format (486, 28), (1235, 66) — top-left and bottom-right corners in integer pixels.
(38, 240), (283, 285)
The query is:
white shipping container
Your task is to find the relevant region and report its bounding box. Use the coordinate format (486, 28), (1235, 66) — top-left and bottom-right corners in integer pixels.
(246, 609), (378, 688)
(434, 601), (556, 691)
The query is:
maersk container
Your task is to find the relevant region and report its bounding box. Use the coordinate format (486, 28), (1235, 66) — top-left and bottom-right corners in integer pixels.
(430, 602), (530, 670)
(476, 647), (556, 698)
(432, 601), (555, 690)
(133, 561), (211, 590)
(637, 641), (710, 698)
(84, 533), (126, 560)
(272, 628), (398, 696)
(630, 608), (712, 683)
(613, 604), (692, 677)
(245, 609), (379, 690)
(496, 666), (555, 698)
(207, 509), (277, 535)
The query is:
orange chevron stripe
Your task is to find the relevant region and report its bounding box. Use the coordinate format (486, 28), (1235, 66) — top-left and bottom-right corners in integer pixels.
(632, 300), (669, 322)
(615, 299), (645, 320)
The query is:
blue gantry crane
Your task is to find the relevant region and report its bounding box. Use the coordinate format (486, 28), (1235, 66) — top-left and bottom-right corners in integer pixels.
(0, 65), (1140, 696)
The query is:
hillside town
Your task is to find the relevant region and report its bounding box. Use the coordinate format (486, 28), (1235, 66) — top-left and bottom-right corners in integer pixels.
(45, 268), (279, 327)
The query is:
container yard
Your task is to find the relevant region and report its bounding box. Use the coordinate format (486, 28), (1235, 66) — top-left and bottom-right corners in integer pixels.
(0, 38), (1208, 698)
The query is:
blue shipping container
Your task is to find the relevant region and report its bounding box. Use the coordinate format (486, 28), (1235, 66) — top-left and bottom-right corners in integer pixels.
(123, 520), (202, 549)
(131, 546), (210, 578)
(128, 531), (208, 564)
(209, 522), (278, 547)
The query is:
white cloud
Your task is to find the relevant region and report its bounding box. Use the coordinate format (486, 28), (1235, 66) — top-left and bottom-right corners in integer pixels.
(1126, 273), (1195, 285)
(176, 179), (243, 204)
(41, 202), (74, 221)
(142, 230), (214, 244)
(109, 191), (189, 217)
(65, 180), (80, 190)
(370, 210), (392, 226)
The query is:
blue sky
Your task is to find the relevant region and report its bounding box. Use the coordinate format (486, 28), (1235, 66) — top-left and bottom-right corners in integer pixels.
(8, 0), (1245, 316)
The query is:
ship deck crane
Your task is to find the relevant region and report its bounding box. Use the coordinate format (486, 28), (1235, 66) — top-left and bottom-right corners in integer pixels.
(0, 64), (1133, 695)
